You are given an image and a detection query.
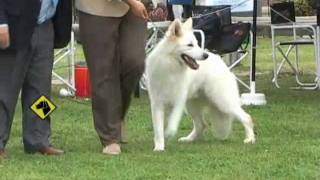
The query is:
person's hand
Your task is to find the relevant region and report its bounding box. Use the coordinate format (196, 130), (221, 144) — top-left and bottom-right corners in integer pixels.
(0, 26), (10, 49)
(127, 0), (148, 20)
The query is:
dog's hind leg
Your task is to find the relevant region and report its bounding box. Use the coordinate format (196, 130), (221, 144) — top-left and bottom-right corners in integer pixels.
(151, 102), (165, 151)
(230, 108), (255, 144)
(209, 108), (233, 140)
(178, 101), (205, 143)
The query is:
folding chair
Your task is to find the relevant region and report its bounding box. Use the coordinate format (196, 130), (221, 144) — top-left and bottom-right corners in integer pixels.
(53, 26), (76, 94)
(53, 4), (77, 95)
(270, 1), (319, 89)
(192, 5), (253, 90)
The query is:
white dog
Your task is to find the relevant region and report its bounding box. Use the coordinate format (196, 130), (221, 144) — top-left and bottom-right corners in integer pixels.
(146, 18), (256, 151)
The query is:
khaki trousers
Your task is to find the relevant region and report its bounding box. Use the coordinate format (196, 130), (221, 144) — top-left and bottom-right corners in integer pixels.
(78, 10), (147, 145)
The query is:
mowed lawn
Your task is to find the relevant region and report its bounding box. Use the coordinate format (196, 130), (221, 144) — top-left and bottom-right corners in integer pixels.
(0, 37), (320, 179)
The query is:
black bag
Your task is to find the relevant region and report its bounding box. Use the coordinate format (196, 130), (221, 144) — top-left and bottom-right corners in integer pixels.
(210, 22), (251, 54)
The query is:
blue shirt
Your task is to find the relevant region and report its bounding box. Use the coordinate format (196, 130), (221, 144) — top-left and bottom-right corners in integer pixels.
(38, 0), (59, 24)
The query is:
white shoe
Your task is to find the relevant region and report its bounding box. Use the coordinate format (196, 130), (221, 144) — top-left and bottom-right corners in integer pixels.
(102, 143), (121, 155)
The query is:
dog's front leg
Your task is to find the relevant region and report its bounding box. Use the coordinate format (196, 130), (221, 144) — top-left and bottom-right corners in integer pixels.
(151, 102), (165, 151)
(165, 94), (188, 139)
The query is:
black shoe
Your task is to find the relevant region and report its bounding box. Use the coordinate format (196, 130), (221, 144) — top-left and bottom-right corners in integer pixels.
(25, 146), (64, 156)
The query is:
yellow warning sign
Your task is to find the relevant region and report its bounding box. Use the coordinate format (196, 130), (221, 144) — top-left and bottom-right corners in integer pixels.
(30, 96), (56, 120)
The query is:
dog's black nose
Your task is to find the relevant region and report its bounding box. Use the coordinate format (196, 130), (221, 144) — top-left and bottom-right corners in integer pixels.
(202, 53), (209, 59)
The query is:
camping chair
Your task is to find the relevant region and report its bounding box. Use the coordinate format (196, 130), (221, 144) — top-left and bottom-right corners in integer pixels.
(270, 1), (318, 89)
(191, 5), (253, 90)
(53, 21), (77, 93)
(53, 3), (77, 95)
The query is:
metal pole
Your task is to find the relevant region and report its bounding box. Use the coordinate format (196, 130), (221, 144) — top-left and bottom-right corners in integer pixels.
(317, 1), (320, 26)
(251, 0), (257, 84)
(317, 1), (320, 87)
(240, 0), (266, 106)
(267, 0), (270, 16)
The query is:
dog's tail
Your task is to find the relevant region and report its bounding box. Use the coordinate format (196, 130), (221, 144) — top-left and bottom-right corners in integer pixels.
(211, 114), (233, 140)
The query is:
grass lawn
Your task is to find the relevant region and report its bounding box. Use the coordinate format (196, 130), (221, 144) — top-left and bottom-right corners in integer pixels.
(1, 37), (320, 179)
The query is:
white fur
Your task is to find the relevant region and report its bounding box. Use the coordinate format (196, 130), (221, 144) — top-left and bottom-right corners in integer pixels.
(146, 19), (256, 151)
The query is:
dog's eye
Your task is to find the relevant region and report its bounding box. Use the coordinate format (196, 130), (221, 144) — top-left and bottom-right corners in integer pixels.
(187, 43), (194, 47)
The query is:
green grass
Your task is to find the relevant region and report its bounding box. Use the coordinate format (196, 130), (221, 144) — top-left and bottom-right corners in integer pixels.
(1, 37), (320, 179)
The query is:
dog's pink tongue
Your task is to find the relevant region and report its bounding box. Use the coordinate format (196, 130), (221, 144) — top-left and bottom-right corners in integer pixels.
(193, 63), (199, 70)
(184, 55), (199, 70)
(181, 54), (199, 70)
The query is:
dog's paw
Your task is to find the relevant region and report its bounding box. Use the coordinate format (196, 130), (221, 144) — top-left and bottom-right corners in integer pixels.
(153, 147), (165, 152)
(178, 136), (193, 143)
(243, 137), (256, 144)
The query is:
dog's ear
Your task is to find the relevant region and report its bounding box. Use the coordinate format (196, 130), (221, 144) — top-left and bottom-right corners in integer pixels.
(166, 19), (183, 38)
(182, 18), (193, 31)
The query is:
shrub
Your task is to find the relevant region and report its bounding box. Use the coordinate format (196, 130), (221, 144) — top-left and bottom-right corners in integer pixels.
(294, 0), (316, 16)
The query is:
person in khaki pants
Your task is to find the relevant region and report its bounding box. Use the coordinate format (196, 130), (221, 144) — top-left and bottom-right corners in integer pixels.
(76, 0), (148, 155)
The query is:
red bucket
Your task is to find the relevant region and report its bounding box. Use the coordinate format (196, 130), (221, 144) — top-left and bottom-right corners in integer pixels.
(75, 63), (91, 98)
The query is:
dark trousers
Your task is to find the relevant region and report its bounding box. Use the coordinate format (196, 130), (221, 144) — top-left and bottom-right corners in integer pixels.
(0, 21), (54, 151)
(79, 11), (146, 145)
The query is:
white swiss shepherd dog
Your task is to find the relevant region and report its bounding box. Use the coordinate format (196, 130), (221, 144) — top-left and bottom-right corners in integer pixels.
(146, 18), (256, 151)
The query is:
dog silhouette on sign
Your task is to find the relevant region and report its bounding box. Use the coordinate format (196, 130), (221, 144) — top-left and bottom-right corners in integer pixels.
(36, 101), (51, 116)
